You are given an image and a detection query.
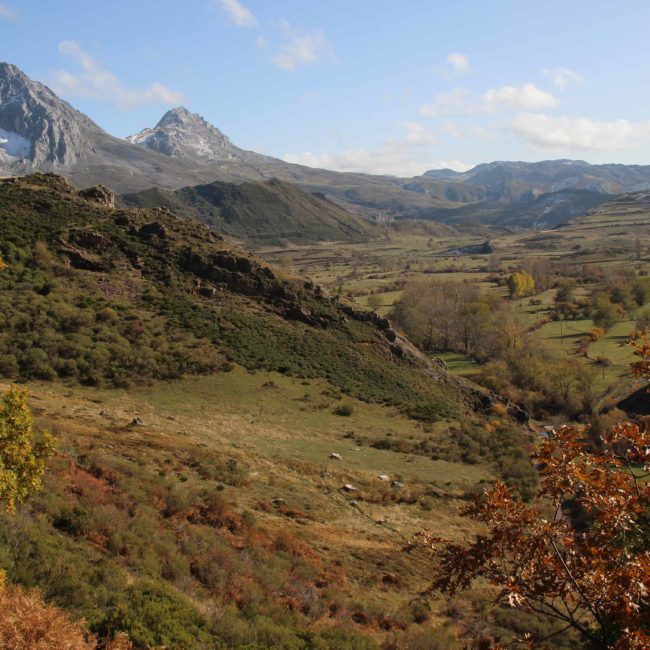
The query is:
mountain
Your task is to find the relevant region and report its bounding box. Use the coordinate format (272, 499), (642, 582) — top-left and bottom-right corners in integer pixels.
(423, 159), (650, 198)
(3, 61), (650, 229)
(121, 177), (373, 245)
(416, 188), (609, 229)
(0, 62), (244, 192)
(127, 106), (236, 159)
(0, 63), (451, 216)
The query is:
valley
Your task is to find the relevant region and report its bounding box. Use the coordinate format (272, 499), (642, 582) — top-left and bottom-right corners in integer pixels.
(0, 19), (649, 647)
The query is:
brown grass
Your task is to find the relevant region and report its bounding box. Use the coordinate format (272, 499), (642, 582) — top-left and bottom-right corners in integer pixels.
(0, 582), (132, 650)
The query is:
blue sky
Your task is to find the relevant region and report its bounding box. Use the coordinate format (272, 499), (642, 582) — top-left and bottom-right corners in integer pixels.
(2, 0), (650, 176)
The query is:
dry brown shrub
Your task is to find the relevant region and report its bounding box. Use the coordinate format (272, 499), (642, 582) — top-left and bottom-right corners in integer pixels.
(105, 632), (134, 650)
(0, 583), (94, 650)
(0, 583), (133, 650)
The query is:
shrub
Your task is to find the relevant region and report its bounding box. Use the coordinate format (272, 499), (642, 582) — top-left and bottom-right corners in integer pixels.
(333, 401), (355, 417)
(0, 582), (95, 650)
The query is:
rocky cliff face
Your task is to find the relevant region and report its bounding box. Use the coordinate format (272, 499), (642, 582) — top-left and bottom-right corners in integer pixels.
(127, 107), (237, 160)
(0, 62), (103, 169)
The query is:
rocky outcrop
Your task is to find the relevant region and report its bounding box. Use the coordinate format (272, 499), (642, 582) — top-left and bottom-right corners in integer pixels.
(79, 184), (115, 208)
(67, 229), (112, 252)
(138, 222), (169, 240)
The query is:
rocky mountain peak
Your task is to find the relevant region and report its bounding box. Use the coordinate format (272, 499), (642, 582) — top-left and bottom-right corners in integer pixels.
(127, 106), (236, 160)
(0, 62), (102, 169)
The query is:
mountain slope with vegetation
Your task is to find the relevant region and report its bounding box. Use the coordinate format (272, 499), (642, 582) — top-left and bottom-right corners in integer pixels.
(0, 172), (520, 429)
(121, 178), (374, 246)
(0, 173), (543, 648)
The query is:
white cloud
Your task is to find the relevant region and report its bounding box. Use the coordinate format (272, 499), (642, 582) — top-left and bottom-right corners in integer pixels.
(421, 83), (558, 117)
(271, 21), (332, 71)
(543, 67), (581, 90)
(0, 3), (17, 21)
(215, 0), (257, 27)
(446, 52), (469, 74)
(483, 83), (559, 111)
(512, 113), (650, 152)
(53, 41), (185, 111)
(281, 123), (468, 177)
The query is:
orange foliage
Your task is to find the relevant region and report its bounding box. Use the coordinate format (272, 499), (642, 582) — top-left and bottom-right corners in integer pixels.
(414, 337), (650, 647)
(417, 423), (650, 647)
(0, 582), (133, 649)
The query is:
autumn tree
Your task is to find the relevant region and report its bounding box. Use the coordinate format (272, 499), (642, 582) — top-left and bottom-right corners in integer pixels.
(0, 387), (54, 513)
(393, 279), (480, 352)
(507, 271), (536, 299)
(415, 343), (650, 648)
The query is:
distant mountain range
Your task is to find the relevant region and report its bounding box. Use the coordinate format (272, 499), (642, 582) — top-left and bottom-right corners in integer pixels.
(2, 61), (650, 229)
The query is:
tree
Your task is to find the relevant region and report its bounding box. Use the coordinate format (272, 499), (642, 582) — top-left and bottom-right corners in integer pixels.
(393, 279), (479, 352)
(592, 294), (623, 329)
(414, 345), (650, 648)
(593, 355), (612, 380)
(507, 271), (535, 299)
(0, 387), (55, 513)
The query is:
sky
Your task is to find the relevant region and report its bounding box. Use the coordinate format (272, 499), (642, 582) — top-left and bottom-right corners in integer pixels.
(1, 0), (650, 176)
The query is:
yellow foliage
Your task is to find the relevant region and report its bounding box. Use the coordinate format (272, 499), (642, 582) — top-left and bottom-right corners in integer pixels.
(491, 402), (508, 417)
(507, 271), (535, 298)
(0, 387), (55, 513)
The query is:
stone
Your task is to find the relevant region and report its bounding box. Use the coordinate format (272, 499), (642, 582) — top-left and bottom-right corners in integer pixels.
(79, 184), (115, 208)
(138, 222), (168, 240)
(131, 417), (144, 427)
(329, 452), (342, 460)
(198, 286), (218, 298)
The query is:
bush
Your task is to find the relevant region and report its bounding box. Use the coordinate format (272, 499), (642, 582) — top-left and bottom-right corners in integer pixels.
(96, 582), (210, 649)
(0, 582), (95, 650)
(333, 401), (355, 416)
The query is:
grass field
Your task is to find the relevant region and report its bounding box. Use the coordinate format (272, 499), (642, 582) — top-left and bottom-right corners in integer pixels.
(3, 364), (505, 647)
(259, 208), (650, 409)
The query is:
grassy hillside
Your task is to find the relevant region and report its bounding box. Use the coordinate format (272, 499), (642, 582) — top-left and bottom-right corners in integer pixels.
(121, 178), (374, 246)
(0, 174), (469, 416)
(0, 174), (544, 647)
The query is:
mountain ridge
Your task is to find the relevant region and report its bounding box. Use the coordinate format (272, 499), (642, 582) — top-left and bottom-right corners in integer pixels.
(121, 176), (374, 245)
(2, 62), (650, 227)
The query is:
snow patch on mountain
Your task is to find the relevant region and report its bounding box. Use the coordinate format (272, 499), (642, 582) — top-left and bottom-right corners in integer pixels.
(127, 107), (236, 161)
(0, 127), (31, 157)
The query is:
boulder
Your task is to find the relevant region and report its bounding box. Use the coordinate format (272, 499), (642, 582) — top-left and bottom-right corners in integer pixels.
(198, 286), (218, 298)
(138, 222), (168, 240)
(329, 453), (342, 461)
(79, 184), (115, 208)
(68, 229), (112, 252)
